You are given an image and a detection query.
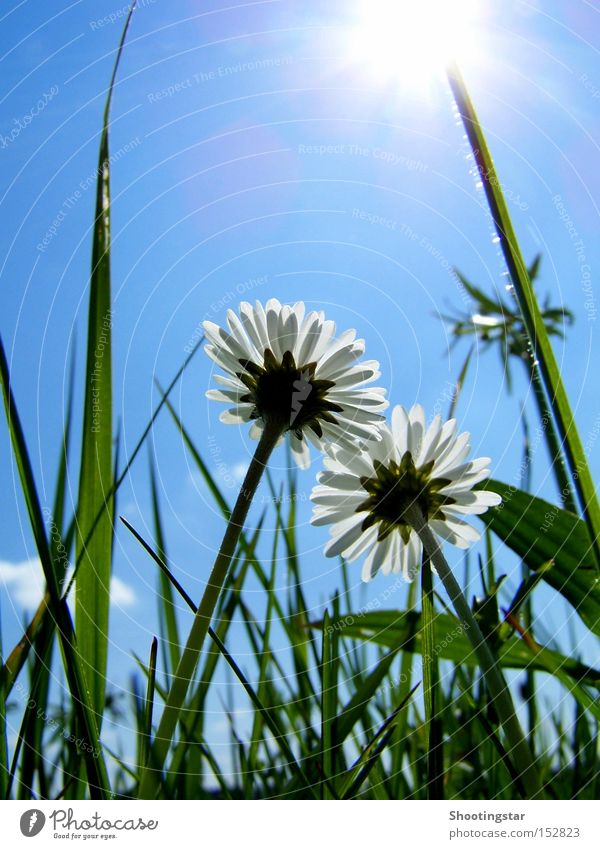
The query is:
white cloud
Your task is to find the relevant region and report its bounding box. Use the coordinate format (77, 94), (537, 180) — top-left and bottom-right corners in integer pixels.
(110, 576), (137, 608)
(0, 558), (45, 611)
(0, 558), (137, 612)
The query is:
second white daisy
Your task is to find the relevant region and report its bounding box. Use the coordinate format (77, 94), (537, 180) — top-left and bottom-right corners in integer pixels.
(311, 403), (502, 581)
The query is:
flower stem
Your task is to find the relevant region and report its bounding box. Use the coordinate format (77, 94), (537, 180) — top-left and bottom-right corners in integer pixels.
(138, 423), (283, 798)
(404, 504), (542, 798)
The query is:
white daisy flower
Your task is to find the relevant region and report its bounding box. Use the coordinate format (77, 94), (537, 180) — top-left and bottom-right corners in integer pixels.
(203, 299), (388, 468)
(311, 403), (502, 582)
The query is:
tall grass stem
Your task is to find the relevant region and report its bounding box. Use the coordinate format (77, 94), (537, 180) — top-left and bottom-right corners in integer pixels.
(138, 422), (283, 798)
(447, 61), (600, 571)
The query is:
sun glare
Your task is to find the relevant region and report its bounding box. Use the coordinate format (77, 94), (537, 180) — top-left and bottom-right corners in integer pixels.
(347, 0), (480, 91)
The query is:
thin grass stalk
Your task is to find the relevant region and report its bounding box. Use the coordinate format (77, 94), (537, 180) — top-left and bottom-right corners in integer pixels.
(140, 637), (158, 772)
(320, 607), (338, 799)
(248, 504), (280, 771)
(0, 624), (7, 799)
(390, 577), (417, 794)
(518, 410), (538, 747)
(138, 422), (283, 798)
(447, 61), (600, 571)
(149, 457), (181, 680)
(526, 361), (578, 514)
(421, 555), (444, 799)
(404, 504), (541, 798)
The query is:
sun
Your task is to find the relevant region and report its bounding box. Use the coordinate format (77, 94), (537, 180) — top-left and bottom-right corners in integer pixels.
(346, 0), (481, 92)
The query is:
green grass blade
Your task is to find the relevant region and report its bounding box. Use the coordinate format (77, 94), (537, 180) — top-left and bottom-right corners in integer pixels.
(5, 349), (76, 797)
(248, 504), (280, 771)
(421, 556), (443, 799)
(120, 517), (196, 612)
(75, 3), (136, 723)
(312, 609), (600, 685)
(482, 480), (600, 636)
(52, 340), (77, 540)
(0, 620), (7, 799)
(339, 684), (420, 799)
(336, 648), (400, 744)
(140, 637), (158, 770)
(205, 629), (318, 798)
(527, 363), (577, 513)
(266, 470), (321, 671)
(0, 599), (49, 694)
(447, 344), (473, 419)
(16, 639), (54, 798)
(0, 336), (111, 798)
(448, 62), (600, 570)
(148, 456), (181, 679)
(121, 517), (318, 797)
(195, 743), (233, 799)
(320, 609), (337, 799)
(390, 578), (418, 792)
(169, 529), (266, 787)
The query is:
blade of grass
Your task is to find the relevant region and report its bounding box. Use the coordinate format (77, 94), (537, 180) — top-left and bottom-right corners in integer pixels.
(312, 609), (600, 686)
(0, 341), (201, 697)
(15, 641), (53, 799)
(518, 411), (538, 745)
(140, 637), (158, 771)
(13, 347), (77, 799)
(337, 647), (400, 745)
(169, 535), (266, 789)
(75, 2), (136, 723)
(447, 343), (473, 420)
(122, 517), (320, 797)
(149, 455), (180, 679)
(0, 620), (7, 799)
(447, 61), (600, 571)
(196, 742), (233, 799)
(339, 684), (420, 799)
(320, 608), (337, 799)
(0, 336), (111, 798)
(248, 498), (281, 772)
(526, 361), (577, 513)
(389, 578), (417, 797)
(421, 554), (444, 799)
(266, 469), (321, 671)
(120, 517), (196, 610)
(266, 469), (322, 723)
(52, 339), (77, 542)
(204, 628), (318, 798)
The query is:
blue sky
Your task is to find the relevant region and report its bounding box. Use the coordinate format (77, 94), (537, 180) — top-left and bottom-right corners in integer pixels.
(1, 0), (599, 763)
